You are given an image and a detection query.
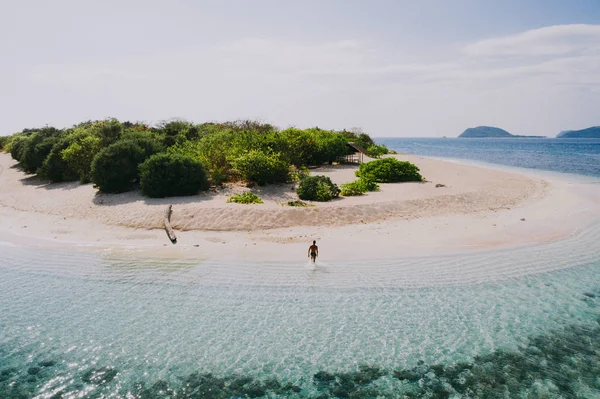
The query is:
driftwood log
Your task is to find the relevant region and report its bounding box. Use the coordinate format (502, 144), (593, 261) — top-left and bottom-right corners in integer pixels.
(164, 204), (177, 244)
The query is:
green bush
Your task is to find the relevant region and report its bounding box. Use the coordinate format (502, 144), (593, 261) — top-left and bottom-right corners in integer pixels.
(61, 135), (101, 183)
(285, 200), (309, 207)
(9, 135), (29, 161)
(311, 130), (350, 164)
(193, 129), (240, 172)
(19, 134), (61, 174)
(227, 192), (263, 204)
(297, 175), (341, 202)
(340, 181), (365, 196)
(356, 158), (423, 183)
(139, 153), (209, 198)
(357, 178), (379, 192)
(38, 137), (79, 182)
(230, 150), (290, 185)
(210, 167), (229, 186)
(288, 165), (310, 182)
(154, 120), (201, 147)
(91, 118), (123, 146)
(340, 178), (380, 196)
(0, 136), (9, 151)
(91, 140), (159, 193)
(124, 136), (164, 159)
(367, 144), (389, 158)
(338, 129), (375, 149)
(168, 140), (230, 185)
(269, 128), (349, 167)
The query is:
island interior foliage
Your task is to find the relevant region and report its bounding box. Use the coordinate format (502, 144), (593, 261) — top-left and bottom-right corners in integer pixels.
(0, 119), (391, 198)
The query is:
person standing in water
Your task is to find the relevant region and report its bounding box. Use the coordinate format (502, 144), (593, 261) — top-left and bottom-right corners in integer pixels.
(308, 240), (319, 263)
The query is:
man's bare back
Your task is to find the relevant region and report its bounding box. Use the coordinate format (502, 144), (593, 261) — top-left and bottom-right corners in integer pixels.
(308, 241), (318, 262)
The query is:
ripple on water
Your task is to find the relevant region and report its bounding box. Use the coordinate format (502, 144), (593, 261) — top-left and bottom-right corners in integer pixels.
(0, 225), (600, 397)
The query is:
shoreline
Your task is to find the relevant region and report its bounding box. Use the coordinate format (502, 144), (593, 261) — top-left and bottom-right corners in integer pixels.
(1, 152), (599, 262)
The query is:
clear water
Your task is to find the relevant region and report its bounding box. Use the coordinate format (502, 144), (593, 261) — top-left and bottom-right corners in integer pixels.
(377, 138), (600, 177)
(2, 224), (600, 398)
(3, 139), (600, 398)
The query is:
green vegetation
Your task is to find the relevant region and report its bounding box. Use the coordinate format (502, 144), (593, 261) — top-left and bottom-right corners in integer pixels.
(230, 150), (289, 186)
(0, 136), (9, 151)
(140, 153), (209, 198)
(1, 119), (390, 198)
(287, 165), (310, 183)
(297, 175), (341, 202)
(61, 134), (101, 183)
(284, 200), (309, 207)
(38, 137), (79, 182)
(340, 178), (380, 196)
(227, 192), (264, 204)
(19, 132), (61, 174)
(9, 135), (29, 163)
(366, 144), (389, 158)
(356, 157), (423, 183)
(91, 140), (160, 193)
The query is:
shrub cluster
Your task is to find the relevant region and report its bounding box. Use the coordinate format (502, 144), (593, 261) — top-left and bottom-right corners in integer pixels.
(227, 192), (263, 204)
(38, 137), (79, 182)
(288, 165), (310, 182)
(229, 150), (290, 186)
(0, 135), (9, 151)
(297, 175), (341, 202)
(91, 140), (161, 193)
(61, 134), (101, 182)
(139, 153), (209, 198)
(340, 178), (380, 196)
(20, 135), (61, 174)
(356, 158), (423, 183)
(2, 119), (390, 198)
(8, 129), (64, 174)
(9, 135), (29, 162)
(285, 200), (309, 207)
(366, 144), (389, 158)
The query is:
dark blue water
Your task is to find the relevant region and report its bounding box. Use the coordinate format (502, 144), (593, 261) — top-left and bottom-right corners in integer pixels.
(377, 138), (600, 177)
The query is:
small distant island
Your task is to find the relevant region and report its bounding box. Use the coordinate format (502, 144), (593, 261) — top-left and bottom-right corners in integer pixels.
(556, 126), (600, 138)
(458, 126), (545, 138)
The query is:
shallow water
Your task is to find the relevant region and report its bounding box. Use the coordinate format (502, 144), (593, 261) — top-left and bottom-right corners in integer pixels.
(2, 225), (600, 397)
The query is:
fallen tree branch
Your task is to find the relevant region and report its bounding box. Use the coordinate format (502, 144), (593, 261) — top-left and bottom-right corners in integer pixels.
(164, 204), (177, 244)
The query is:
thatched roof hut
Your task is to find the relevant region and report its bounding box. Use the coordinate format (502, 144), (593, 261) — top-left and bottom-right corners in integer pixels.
(343, 142), (369, 163)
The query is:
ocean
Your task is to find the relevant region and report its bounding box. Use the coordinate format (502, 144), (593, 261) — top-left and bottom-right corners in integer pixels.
(378, 137), (600, 178)
(1, 140), (600, 398)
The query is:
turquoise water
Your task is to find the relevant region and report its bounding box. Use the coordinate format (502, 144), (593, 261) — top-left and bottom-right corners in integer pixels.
(378, 138), (600, 177)
(3, 139), (600, 398)
(2, 223), (600, 398)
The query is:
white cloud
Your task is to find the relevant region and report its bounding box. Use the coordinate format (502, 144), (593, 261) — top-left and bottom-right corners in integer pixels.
(10, 24), (600, 136)
(464, 24), (600, 57)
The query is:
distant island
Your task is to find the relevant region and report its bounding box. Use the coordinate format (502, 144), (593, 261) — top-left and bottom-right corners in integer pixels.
(556, 126), (600, 138)
(458, 126), (545, 138)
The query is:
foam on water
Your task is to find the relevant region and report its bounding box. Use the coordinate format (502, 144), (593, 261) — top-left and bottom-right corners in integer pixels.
(1, 224), (600, 397)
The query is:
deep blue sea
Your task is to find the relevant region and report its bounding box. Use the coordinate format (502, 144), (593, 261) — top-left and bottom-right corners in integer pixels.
(377, 138), (600, 177)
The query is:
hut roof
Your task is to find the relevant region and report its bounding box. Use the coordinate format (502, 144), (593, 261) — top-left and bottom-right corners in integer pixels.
(347, 142), (369, 155)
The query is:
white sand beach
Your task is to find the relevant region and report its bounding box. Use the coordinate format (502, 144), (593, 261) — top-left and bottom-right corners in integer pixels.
(1, 152), (598, 262)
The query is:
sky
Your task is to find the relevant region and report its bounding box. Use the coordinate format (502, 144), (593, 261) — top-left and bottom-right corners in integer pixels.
(1, 0), (599, 137)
